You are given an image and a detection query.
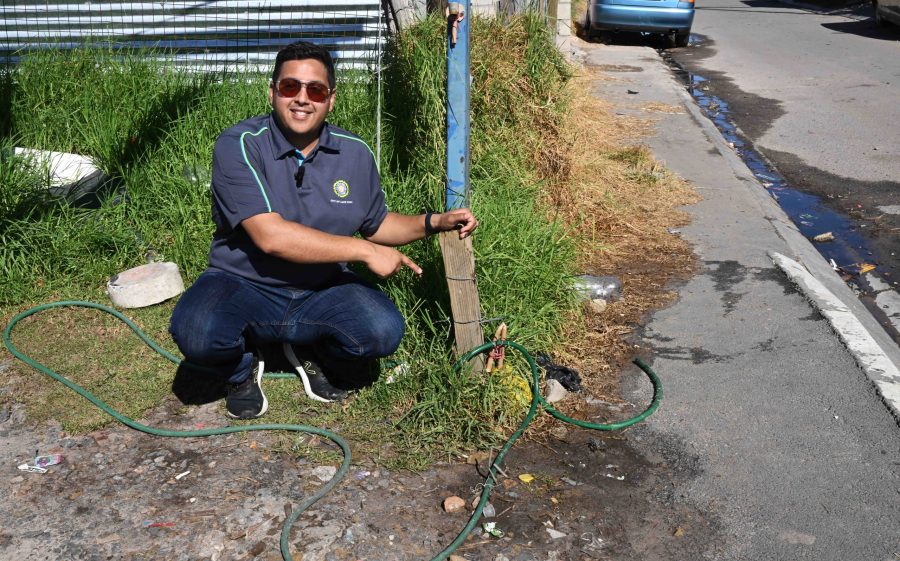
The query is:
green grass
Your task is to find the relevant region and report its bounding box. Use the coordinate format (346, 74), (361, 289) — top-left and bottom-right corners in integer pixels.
(1, 14), (579, 469)
(6, 303), (179, 432)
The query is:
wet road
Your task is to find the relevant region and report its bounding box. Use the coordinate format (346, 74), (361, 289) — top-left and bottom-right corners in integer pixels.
(580, 38), (900, 561)
(667, 0), (900, 279)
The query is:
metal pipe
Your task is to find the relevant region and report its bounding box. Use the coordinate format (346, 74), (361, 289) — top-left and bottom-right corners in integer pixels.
(445, 0), (470, 211)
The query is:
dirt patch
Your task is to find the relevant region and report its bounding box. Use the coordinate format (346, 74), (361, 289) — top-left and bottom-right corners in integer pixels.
(0, 393), (720, 560)
(543, 65), (699, 407)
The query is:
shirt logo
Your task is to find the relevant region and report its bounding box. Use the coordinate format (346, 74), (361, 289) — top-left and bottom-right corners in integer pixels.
(333, 180), (350, 198)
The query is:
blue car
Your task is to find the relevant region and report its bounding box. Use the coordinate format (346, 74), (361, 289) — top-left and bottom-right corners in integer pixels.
(585, 0), (695, 47)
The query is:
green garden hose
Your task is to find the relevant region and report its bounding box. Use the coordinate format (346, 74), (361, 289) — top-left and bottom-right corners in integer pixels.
(3, 300), (662, 561)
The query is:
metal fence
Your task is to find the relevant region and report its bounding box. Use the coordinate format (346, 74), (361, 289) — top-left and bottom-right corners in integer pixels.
(0, 0), (387, 72)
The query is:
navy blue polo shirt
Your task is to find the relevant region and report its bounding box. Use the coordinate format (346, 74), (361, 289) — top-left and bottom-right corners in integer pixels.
(207, 114), (388, 288)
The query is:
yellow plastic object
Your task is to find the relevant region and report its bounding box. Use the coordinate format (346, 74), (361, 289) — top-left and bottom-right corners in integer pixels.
(492, 364), (532, 407)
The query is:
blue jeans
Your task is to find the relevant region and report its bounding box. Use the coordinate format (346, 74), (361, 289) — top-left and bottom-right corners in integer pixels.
(169, 269), (405, 384)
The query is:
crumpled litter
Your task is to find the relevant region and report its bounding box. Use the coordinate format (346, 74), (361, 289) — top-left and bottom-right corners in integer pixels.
(535, 353), (582, 392)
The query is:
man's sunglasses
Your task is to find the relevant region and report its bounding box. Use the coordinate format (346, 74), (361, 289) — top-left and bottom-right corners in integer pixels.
(273, 78), (332, 103)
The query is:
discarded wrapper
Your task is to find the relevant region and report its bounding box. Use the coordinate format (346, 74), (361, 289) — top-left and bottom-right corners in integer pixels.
(813, 232), (835, 243)
(34, 454), (63, 468)
(142, 521), (176, 528)
(481, 501), (496, 518)
(385, 363), (409, 385)
(483, 522), (504, 538)
(534, 353), (582, 392)
(18, 452), (63, 473)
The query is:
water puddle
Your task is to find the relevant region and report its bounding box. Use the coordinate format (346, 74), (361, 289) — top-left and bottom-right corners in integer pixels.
(661, 49), (880, 288)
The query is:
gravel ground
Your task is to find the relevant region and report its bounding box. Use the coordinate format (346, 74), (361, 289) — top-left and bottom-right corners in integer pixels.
(0, 370), (723, 561)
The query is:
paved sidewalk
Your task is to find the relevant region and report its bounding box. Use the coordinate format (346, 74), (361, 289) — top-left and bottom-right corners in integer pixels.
(578, 41), (900, 560)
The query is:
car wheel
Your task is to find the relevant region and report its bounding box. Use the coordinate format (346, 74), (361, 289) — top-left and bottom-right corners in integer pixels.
(597, 30), (614, 44)
(674, 32), (690, 47)
(874, 0), (887, 26)
(666, 32), (682, 48)
(584, 9), (596, 40)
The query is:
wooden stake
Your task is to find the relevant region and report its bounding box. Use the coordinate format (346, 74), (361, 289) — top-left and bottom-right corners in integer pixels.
(439, 231), (484, 372)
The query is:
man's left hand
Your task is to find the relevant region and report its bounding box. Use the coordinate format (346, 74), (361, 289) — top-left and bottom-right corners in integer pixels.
(435, 208), (478, 239)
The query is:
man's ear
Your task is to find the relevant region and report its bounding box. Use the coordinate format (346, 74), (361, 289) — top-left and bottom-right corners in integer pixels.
(327, 88), (336, 113)
(267, 83), (275, 106)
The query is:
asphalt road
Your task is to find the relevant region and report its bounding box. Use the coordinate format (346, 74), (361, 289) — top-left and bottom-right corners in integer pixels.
(667, 0), (900, 278)
(576, 31), (900, 561)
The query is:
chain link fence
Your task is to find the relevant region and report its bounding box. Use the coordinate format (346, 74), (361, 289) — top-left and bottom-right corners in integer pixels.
(0, 1), (568, 71)
(0, 0), (387, 72)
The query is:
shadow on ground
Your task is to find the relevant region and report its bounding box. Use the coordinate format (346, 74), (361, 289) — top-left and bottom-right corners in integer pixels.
(822, 18), (900, 39)
(579, 29), (686, 49)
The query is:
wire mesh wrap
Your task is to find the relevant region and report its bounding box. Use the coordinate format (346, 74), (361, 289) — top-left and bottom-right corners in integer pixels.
(0, 0), (386, 73)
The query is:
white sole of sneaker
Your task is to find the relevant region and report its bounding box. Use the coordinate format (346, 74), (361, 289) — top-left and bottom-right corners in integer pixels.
(282, 343), (336, 403)
(225, 356), (269, 418)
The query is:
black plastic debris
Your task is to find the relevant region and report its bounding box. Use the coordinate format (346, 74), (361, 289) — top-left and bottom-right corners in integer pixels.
(534, 353), (582, 392)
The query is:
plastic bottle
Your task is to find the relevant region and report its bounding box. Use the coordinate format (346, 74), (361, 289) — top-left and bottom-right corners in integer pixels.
(574, 275), (622, 301)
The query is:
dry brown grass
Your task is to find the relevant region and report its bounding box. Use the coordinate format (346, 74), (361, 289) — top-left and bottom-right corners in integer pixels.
(538, 65), (700, 410)
(642, 101), (685, 114)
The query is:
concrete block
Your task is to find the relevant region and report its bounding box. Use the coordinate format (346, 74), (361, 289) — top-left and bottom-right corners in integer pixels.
(107, 262), (185, 309)
(545, 379), (569, 403)
(471, 0), (496, 16)
(390, 0), (428, 29)
(556, 0), (573, 34)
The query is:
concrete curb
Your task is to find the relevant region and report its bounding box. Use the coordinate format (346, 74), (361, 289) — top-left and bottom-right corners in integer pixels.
(671, 72), (900, 423)
(771, 252), (900, 420)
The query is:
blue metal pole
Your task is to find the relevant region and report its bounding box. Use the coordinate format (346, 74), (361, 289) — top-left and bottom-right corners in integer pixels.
(445, 1), (470, 211)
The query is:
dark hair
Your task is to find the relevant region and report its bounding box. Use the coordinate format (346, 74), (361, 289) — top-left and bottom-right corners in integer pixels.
(272, 41), (336, 89)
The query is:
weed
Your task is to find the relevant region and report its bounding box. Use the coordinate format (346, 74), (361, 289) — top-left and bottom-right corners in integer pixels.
(0, 141), (47, 223)
(1, 14), (582, 469)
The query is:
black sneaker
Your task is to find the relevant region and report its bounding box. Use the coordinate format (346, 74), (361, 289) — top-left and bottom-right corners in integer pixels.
(225, 356), (268, 419)
(283, 343), (349, 403)
(329, 357), (381, 391)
